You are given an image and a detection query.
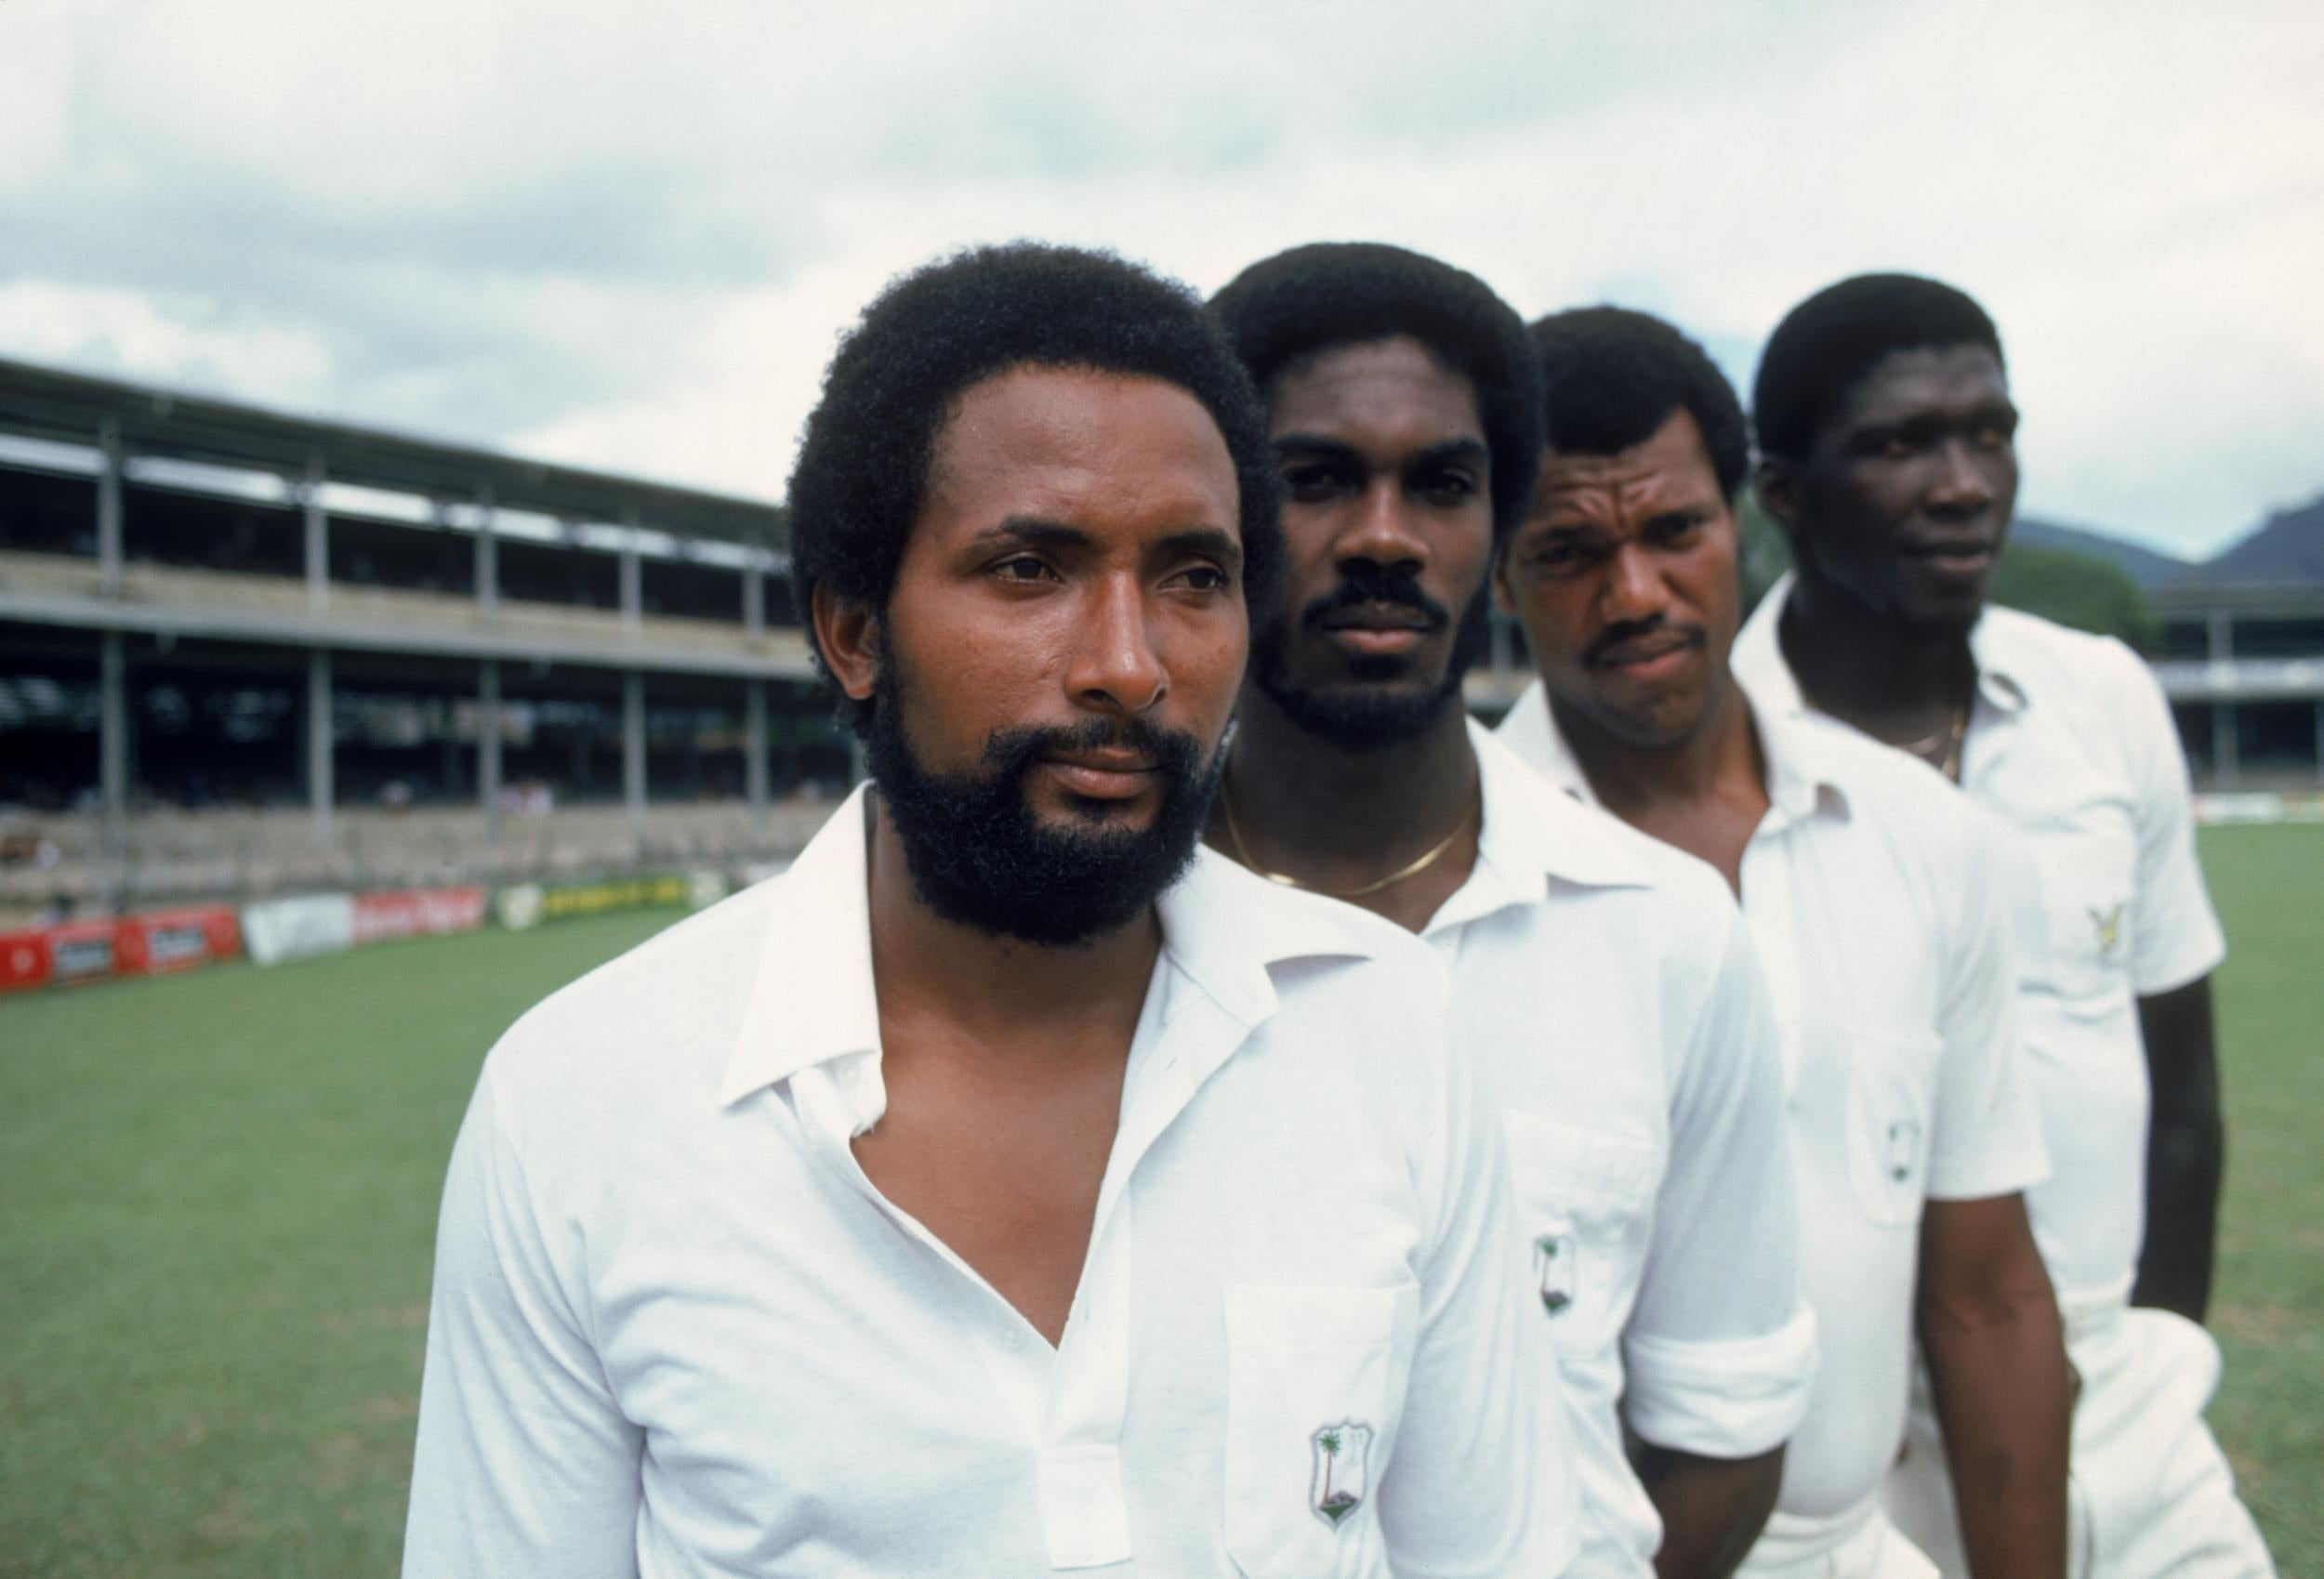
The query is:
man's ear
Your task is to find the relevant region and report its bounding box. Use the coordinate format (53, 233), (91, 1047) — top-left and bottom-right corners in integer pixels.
(1753, 457), (1803, 541)
(811, 581), (880, 704)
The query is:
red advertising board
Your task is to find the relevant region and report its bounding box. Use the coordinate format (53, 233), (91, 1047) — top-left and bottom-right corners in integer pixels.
(46, 919), (123, 985)
(113, 906), (242, 976)
(0, 928), (54, 993)
(351, 886), (487, 945)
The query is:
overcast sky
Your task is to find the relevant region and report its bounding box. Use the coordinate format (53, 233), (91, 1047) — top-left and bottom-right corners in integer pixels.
(3, 0), (2318, 557)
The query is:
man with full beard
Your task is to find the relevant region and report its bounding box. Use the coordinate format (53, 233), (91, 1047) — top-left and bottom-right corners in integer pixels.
(403, 243), (1567, 1578)
(1207, 243), (1815, 1579)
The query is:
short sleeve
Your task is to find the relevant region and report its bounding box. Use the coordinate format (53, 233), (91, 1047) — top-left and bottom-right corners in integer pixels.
(403, 1063), (645, 1579)
(2111, 646), (2226, 994)
(1622, 908), (1818, 1458)
(1923, 814), (2051, 1203)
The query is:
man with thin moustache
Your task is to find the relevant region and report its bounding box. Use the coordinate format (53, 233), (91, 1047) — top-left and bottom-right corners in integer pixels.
(1208, 243), (1816, 1579)
(403, 243), (1569, 1578)
(1497, 306), (2070, 1579)
(1736, 274), (2276, 1579)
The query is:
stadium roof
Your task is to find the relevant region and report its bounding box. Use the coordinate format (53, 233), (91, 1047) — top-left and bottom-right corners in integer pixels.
(0, 356), (787, 550)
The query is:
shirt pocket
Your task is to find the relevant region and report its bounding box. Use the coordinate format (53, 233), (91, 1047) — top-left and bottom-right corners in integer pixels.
(1223, 1282), (1419, 1579)
(1842, 1027), (1943, 1229)
(1499, 1112), (1661, 1365)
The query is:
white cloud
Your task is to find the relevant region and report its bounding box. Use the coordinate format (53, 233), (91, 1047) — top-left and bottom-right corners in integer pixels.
(2, 0), (2319, 556)
(0, 281), (335, 402)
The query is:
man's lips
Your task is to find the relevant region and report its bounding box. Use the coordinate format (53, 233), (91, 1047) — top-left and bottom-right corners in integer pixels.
(1317, 602), (1435, 654)
(1041, 749), (1160, 799)
(1590, 631), (1700, 675)
(1317, 603), (1433, 632)
(1901, 537), (1998, 572)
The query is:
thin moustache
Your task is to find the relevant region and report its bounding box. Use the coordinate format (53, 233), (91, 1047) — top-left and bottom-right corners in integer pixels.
(1587, 625), (1704, 669)
(1300, 582), (1448, 633)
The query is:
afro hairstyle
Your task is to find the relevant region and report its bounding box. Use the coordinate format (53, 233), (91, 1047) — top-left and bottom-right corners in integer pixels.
(786, 241), (1281, 737)
(1207, 242), (1545, 537)
(1752, 273), (2004, 465)
(1529, 306), (1750, 499)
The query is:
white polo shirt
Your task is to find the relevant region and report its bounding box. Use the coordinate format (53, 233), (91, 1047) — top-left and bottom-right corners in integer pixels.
(1498, 684), (2047, 1520)
(1424, 720), (1815, 1579)
(403, 787), (1572, 1579)
(1736, 579), (2226, 1302)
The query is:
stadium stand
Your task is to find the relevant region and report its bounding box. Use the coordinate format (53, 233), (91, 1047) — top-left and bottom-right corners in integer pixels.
(0, 357), (852, 928)
(2150, 583), (2324, 794)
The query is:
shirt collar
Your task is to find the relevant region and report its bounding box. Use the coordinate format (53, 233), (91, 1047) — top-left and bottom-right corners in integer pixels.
(1965, 604), (2032, 715)
(1462, 716), (1653, 898)
(719, 786), (1384, 1107)
(1738, 569), (2028, 722)
(721, 785), (885, 1106)
(1495, 672), (1848, 829)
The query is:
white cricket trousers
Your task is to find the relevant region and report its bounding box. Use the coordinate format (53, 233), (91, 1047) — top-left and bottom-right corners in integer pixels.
(1887, 1281), (2276, 1579)
(1736, 1490), (1939, 1579)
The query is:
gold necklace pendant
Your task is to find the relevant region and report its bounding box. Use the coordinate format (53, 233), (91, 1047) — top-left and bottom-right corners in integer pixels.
(1896, 705), (1969, 783)
(1221, 780), (1476, 899)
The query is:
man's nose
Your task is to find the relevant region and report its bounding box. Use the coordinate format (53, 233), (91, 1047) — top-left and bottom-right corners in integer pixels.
(1334, 480), (1429, 574)
(1927, 438), (1998, 516)
(1065, 573), (1168, 716)
(1601, 542), (1669, 624)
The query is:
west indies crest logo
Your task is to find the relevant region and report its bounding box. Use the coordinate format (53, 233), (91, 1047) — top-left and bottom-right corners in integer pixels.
(1535, 1231), (1578, 1315)
(1309, 1421), (1374, 1529)
(2088, 902), (2124, 959)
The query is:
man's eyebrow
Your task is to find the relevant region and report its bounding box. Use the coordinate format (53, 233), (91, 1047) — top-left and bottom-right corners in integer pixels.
(1272, 432), (1363, 462)
(1409, 437), (1491, 469)
(1273, 433), (1491, 469)
(1155, 526), (1243, 568)
(1854, 398), (2021, 443)
(1525, 515), (1604, 537)
(968, 517), (1094, 552)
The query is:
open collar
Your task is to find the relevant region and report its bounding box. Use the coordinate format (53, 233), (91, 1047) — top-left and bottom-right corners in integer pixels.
(1469, 717), (1652, 888)
(1425, 717), (1655, 933)
(1737, 570), (2028, 724)
(1496, 674), (1848, 834)
(718, 787), (1385, 1107)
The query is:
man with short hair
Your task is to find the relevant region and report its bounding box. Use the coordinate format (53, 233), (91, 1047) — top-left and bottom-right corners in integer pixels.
(1498, 305), (2070, 1579)
(1208, 242), (1816, 1579)
(403, 243), (1568, 1578)
(1736, 272), (2276, 1578)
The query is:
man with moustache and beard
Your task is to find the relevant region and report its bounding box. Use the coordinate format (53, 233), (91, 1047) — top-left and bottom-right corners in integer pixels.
(403, 244), (1569, 1579)
(1495, 307), (2070, 1579)
(1734, 275), (2275, 1579)
(1208, 243), (1815, 1579)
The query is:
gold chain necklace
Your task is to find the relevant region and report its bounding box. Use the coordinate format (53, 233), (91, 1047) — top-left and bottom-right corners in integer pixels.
(1221, 779), (1477, 899)
(1896, 704), (1969, 783)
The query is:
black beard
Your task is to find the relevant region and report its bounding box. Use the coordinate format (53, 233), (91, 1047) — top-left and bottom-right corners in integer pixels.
(864, 664), (1223, 948)
(1249, 572), (1494, 753)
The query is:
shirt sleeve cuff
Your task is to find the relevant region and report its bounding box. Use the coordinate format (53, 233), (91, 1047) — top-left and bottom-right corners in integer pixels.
(2133, 933), (2225, 997)
(1925, 1139), (2049, 1204)
(1621, 1302), (1819, 1459)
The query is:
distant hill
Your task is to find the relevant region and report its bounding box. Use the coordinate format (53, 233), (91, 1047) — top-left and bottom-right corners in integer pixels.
(2199, 493), (2324, 586)
(2010, 517), (2190, 589)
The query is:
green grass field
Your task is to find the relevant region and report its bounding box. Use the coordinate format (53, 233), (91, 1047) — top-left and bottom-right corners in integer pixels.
(3, 825), (2319, 1576)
